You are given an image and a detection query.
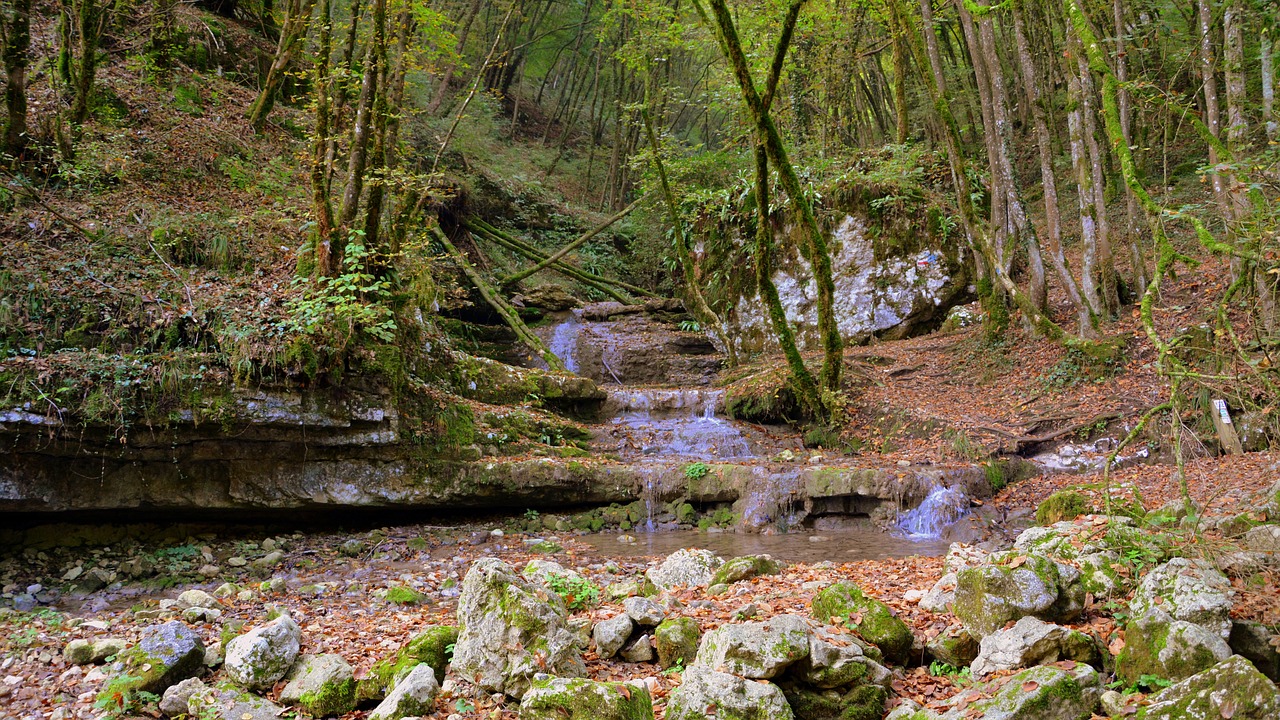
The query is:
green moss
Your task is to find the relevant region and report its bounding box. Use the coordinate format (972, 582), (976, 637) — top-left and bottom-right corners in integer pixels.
(782, 684), (886, 720)
(1036, 490), (1092, 525)
(811, 582), (912, 665)
(297, 677), (357, 717)
(357, 626), (458, 701)
(711, 555), (782, 586)
(383, 585), (425, 604)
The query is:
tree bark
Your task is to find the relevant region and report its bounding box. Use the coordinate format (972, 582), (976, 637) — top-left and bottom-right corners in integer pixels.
(1264, 29), (1276, 142)
(311, 0), (334, 275)
(2, 0), (30, 159)
(247, 0), (318, 131)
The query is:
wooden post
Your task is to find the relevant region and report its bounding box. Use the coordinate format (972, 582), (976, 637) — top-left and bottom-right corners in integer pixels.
(1211, 399), (1244, 455)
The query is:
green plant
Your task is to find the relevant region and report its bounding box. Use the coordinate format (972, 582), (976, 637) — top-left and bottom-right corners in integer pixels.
(94, 676), (159, 718)
(1108, 674), (1172, 694)
(661, 657), (686, 675)
(545, 573), (599, 611)
(684, 462), (710, 480)
(678, 320), (702, 332)
(282, 232), (397, 350)
(984, 461), (1007, 492)
(455, 698), (475, 713)
(929, 661), (973, 684)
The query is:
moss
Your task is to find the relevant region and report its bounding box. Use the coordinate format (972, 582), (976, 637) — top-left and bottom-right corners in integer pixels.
(383, 585), (424, 604)
(655, 617), (701, 669)
(357, 626), (458, 701)
(297, 676), (357, 717)
(521, 677), (654, 720)
(1036, 490), (1092, 525)
(712, 555), (782, 586)
(530, 540), (563, 554)
(811, 582), (912, 665)
(782, 684), (886, 720)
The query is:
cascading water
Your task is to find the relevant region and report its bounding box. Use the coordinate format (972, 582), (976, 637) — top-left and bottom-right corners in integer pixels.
(601, 389), (755, 459)
(895, 485), (970, 539)
(547, 312), (581, 373)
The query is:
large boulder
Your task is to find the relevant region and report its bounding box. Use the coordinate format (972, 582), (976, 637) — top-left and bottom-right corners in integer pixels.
(664, 666), (794, 720)
(1013, 517), (1166, 597)
(952, 551), (1085, 638)
(187, 683), (289, 720)
(279, 654), (357, 717)
(159, 678), (207, 716)
(811, 582), (913, 665)
(1135, 655), (1280, 719)
(224, 614), (302, 691)
(655, 617), (700, 669)
(969, 618), (1098, 678)
(357, 626), (458, 701)
(367, 664), (439, 720)
(107, 621), (205, 696)
(782, 685), (887, 720)
(1229, 620), (1280, 682)
(519, 677), (655, 720)
(623, 596), (666, 627)
(919, 544), (990, 614)
(1116, 558), (1234, 684)
(790, 625), (892, 690)
(694, 614), (811, 679)
(451, 558), (585, 699)
(647, 549), (724, 589)
(887, 662), (1102, 720)
(925, 626), (979, 668)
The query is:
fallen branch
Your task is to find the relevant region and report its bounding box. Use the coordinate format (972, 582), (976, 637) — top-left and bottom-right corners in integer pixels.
(431, 226), (565, 372)
(501, 195), (645, 286)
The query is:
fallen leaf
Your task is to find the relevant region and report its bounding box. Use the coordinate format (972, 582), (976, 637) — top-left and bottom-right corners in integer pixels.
(1021, 680), (1039, 692)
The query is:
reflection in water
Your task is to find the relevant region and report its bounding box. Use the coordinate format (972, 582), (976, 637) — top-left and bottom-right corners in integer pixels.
(581, 524), (950, 564)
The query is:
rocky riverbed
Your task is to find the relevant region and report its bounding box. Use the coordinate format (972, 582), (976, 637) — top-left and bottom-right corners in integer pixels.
(1, 466), (1278, 720)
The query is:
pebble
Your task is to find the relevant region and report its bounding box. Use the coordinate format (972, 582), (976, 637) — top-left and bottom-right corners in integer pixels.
(904, 589), (926, 603)
(808, 535), (831, 543)
(617, 535), (637, 544)
(490, 529), (505, 537)
(227, 557), (247, 567)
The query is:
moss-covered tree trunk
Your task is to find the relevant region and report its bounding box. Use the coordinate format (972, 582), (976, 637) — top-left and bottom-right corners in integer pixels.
(247, 0), (319, 132)
(2, 0), (30, 159)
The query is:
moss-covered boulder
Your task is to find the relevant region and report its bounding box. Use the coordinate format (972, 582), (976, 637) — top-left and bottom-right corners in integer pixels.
(970, 618), (1099, 678)
(1229, 620), (1280, 682)
(187, 682), (289, 720)
(655, 617), (700, 669)
(665, 666), (794, 720)
(695, 614), (812, 679)
(811, 582), (913, 665)
(952, 551), (1085, 638)
(1135, 655), (1280, 719)
(1014, 518), (1168, 597)
(781, 684), (887, 720)
(924, 626), (979, 668)
(279, 654), (356, 717)
(451, 558), (585, 699)
(926, 662), (1101, 720)
(1035, 490), (1092, 525)
(367, 664), (439, 720)
(606, 577), (659, 599)
(224, 614), (302, 691)
(100, 620), (205, 698)
(356, 625), (458, 701)
(519, 677), (655, 720)
(647, 549), (724, 589)
(790, 625), (892, 690)
(711, 555), (783, 586)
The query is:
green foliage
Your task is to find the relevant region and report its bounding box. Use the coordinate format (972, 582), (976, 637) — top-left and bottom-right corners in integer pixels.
(282, 232), (397, 349)
(1108, 674), (1173, 694)
(94, 675), (158, 719)
(984, 461), (1007, 492)
(383, 585), (425, 605)
(683, 461), (710, 480)
(929, 661), (973, 684)
(1036, 490), (1092, 525)
(545, 573), (599, 611)
(1040, 347), (1124, 391)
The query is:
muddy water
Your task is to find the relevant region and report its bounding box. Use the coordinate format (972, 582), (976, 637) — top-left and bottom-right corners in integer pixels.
(581, 525), (950, 563)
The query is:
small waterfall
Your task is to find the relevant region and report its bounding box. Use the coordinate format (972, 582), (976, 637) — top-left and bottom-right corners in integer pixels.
(600, 388), (754, 459)
(739, 469), (805, 532)
(896, 486), (970, 539)
(547, 313), (581, 373)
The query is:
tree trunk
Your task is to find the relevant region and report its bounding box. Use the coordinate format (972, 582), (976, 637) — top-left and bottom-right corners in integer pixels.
(427, 0), (481, 115)
(311, 0), (334, 275)
(2, 0), (30, 158)
(247, 0), (318, 131)
(1198, 0), (1226, 214)
(333, 0), (385, 270)
(1222, 0), (1248, 222)
(1115, 0), (1148, 295)
(1264, 29), (1276, 142)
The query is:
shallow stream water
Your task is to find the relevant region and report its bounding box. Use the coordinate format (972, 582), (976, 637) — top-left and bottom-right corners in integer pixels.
(581, 525), (950, 563)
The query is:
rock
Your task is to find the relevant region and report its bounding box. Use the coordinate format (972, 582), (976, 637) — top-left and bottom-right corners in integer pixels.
(212, 583), (240, 598)
(160, 677), (207, 716)
(919, 574), (957, 613)
(367, 664), (440, 720)
(811, 582), (913, 665)
(227, 557), (247, 567)
(106, 620), (205, 696)
(280, 654), (357, 717)
(1116, 557), (1235, 684)
(254, 550), (285, 568)
(519, 677), (654, 720)
(1242, 524), (1280, 553)
(1139, 655), (1280, 719)
(781, 685), (887, 720)
(90, 638), (126, 662)
(732, 603), (758, 620)
(176, 589), (219, 610)
(694, 614), (811, 679)
(359, 626), (459, 701)
(655, 617), (700, 669)
(75, 567), (113, 594)
(224, 614), (302, 691)
(593, 614), (634, 659)
(606, 577), (658, 599)
(925, 626), (979, 668)
(619, 634), (655, 663)
(1099, 689), (1129, 716)
(519, 286), (581, 312)
(969, 618), (1099, 677)
(939, 662), (1102, 720)
(204, 641), (224, 668)
(623, 596), (666, 627)
(188, 683), (288, 720)
(793, 625), (892, 690)
(1034, 490), (1092, 525)
(1013, 518), (1167, 597)
(183, 606), (222, 623)
(522, 558), (588, 588)
(1229, 620), (1280, 682)
(710, 555), (782, 586)
(567, 617), (593, 650)
(63, 639), (94, 665)
(339, 539), (364, 557)
(952, 551), (1085, 638)
(451, 558), (584, 699)
(646, 549), (723, 589)
(664, 666), (794, 720)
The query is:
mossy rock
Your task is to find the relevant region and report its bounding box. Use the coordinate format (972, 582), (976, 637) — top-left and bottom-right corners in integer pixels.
(711, 555), (782, 586)
(781, 684), (887, 720)
(519, 676), (655, 720)
(382, 585), (425, 604)
(530, 540), (564, 554)
(280, 654), (357, 717)
(654, 617), (700, 669)
(606, 577), (659, 599)
(1035, 490), (1092, 525)
(811, 582), (913, 665)
(948, 662), (1101, 720)
(1115, 615), (1231, 686)
(952, 551), (1084, 638)
(1135, 655), (1280, 719)
(357, 626), (458, 701)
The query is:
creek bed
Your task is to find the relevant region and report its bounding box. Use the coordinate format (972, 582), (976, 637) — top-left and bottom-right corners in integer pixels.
(580, 524), (951, 563)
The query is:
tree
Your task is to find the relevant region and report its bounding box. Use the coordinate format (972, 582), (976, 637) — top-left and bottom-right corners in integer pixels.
(0, 0), (30, 159)
(248, 0), (319, 131)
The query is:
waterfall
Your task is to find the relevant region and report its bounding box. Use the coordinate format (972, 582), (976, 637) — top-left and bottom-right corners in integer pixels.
(547, 313), (581, 373)
(600, 388), (754, 459)
(896, 486), (970, 539)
